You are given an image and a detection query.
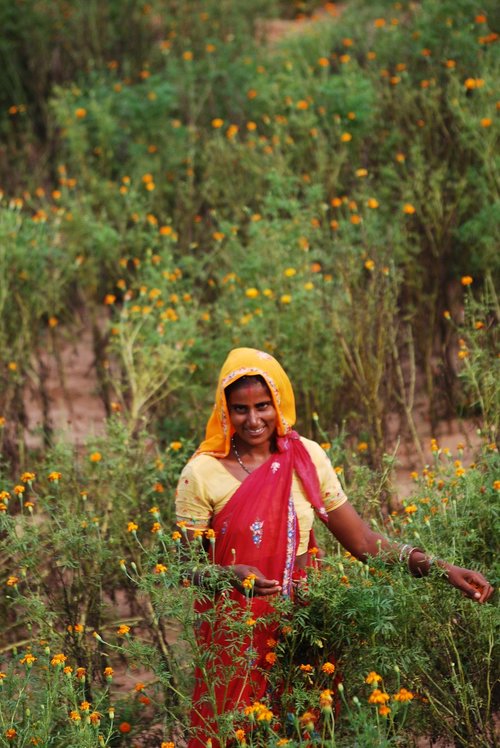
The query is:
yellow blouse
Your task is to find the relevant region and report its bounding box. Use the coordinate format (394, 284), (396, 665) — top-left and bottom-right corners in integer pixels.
(175, 436), (347, 555)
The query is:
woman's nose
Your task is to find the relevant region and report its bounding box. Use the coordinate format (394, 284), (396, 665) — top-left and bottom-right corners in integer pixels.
(247, 408), (260, 426)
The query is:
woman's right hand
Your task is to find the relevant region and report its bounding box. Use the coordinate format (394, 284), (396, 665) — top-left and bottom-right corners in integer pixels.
(229, 564), (282, 596)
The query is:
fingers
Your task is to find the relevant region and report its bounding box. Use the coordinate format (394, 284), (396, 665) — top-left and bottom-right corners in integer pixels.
(455, 570), (495, 604)
(253, 576), (282, 596)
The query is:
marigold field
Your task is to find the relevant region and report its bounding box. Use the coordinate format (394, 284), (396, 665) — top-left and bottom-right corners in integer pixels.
(0, 1), (498, 746)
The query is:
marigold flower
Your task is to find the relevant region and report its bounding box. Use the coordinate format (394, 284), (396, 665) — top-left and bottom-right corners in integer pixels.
(461, 275), (473, 286)
(322, 662), (336, 674)
(394, 687), (414, 702)
(246, 618), (256, 626)
(369, 688), (390, 705)
(265, 652), (277, 665)
(171, 531), (182, 541)
(235, 730), (246, 742)
(367, 198), (379, 209)
(211, 118), (224, 129)
(404, 504), (418, 514)
(300, 663), (313, 672)
(21, 472), (36, 483)
(127, 521), (138, 533)
(75, 108), (87, 119)
(205, 528), (216, 540)
(69, 710), (81, 721)
(20, 653), (36, 666)
(89, 452), (102, 462)
(340, 132), (352, 142)
(119, 722), (132, 733)
(365, 671), (382, 684)
(6, 576), (19, 587)
(320, 689), (333, 708)
(51, 653), (67, 666)
(280, 294), (292, 304)
(80, 701), (91, 712)
(493, 480), (500, 490)
(134, 681), (146, 691)
(245, 288), (259, 298)
(154, 563), (168, 574)
(379, 704), (391, 716)
(104, 666), (114, 678)
(403, 203), (416, 214)
(151, 522), (162, 534)
(284, 267), (296, 277)
(117, 624), (131, 636)
(170, 441), (182, 451)
(89, 711), (101, 725)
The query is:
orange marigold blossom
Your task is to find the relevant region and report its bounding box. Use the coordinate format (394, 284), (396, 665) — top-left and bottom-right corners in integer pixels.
(365, 671), (382, 684)
(7, 576), (19, 587)
(117, 624), (130, 635)
(80, 701), (91, 711)
(300, 663), (313, 672)
(379, 704), (391, 716)
(235, 730), (246, 741)
(403, 203), (415, 214)
(127, 521), (138, 533)
(394, 687), (414, 702)
(265, 652), (277, 665)
(48, 471), (62, 482)
(119, 722), (132, 733)
(6, 729), (17, 739)
(322, 662), (336, 674)
(368, 688), (390, 704)
(89, 452), (102, 462)
(20, 653), (36, 666)
(461, 275), (473, 286)
(161, 743), (175, 748)
(51, 653), (67, 666)
(69, 710), (81, 721)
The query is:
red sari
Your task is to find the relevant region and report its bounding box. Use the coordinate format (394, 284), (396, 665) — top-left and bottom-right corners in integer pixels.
(188, 431), (328, 747)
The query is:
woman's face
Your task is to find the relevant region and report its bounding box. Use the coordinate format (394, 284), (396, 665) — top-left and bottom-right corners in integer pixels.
(227, 379), (277, 449)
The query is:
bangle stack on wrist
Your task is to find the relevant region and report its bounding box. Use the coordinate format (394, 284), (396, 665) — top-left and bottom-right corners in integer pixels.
(398, 544), (426, 576)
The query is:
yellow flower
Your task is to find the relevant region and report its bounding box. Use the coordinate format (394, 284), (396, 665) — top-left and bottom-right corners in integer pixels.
(365, 671), (382, 684)
(284, 267), (296, 277)
(21, 472), (36, 483)
(80, 700), (91, 712)
(89, 452), (102, 462)
(6, 576), (19, 587)
(245, 618), (257, 626)
(48, 471), (62, 482)
(280, 294), (292, 304)
(461, 275), (473, 286)
(404, 504), (418, 514)
(235, 729), (246, 742)
(20, 653), (36, 666)
(151, 522), (162, 534)
(171, 531), (182, 541)
(364, 260), (375, 271)
(13, 485), (25, 495)
(379, 704), (391, 716)
(367, 198), (379, 209)
(245, 288), (259, 298)
(154, 563), (168, 574)
(403, 203), (416, 214)
(357, 441), (368, 452)
(211, 118), (224, 128)
(170, 441), (182, 451)
(117, 624), (130, 636)
(50, 653), (67, 666)
(320, 689), (333, 708)
(127, 521), (138, 533)
(340, 132), (352, 142)
(356, 168), (368, 177)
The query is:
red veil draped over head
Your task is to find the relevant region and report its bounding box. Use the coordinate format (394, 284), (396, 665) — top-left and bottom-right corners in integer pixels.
(187, 348), (328, 747)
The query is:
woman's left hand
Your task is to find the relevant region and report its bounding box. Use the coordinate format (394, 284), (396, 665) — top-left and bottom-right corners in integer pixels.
(444, 564), (494, 603)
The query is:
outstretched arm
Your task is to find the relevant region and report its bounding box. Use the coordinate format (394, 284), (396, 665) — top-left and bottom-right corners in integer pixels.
(326, 501), (494, 604)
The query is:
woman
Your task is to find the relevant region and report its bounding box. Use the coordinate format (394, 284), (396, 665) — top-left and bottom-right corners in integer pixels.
(175, 347), (493, 747)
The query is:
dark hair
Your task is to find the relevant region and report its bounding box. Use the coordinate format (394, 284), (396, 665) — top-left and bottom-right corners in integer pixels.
(224, 375), (269, 400)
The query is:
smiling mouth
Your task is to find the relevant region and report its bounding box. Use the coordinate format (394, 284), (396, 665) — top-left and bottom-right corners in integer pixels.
(245, 427), (265, 436)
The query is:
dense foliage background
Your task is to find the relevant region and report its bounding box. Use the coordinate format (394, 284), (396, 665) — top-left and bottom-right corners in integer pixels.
(0, 1), (498, 746)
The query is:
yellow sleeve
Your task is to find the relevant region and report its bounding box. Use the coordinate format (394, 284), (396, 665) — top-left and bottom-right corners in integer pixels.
(175, 457), (212, 530)
(302, 438), (348, 512)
